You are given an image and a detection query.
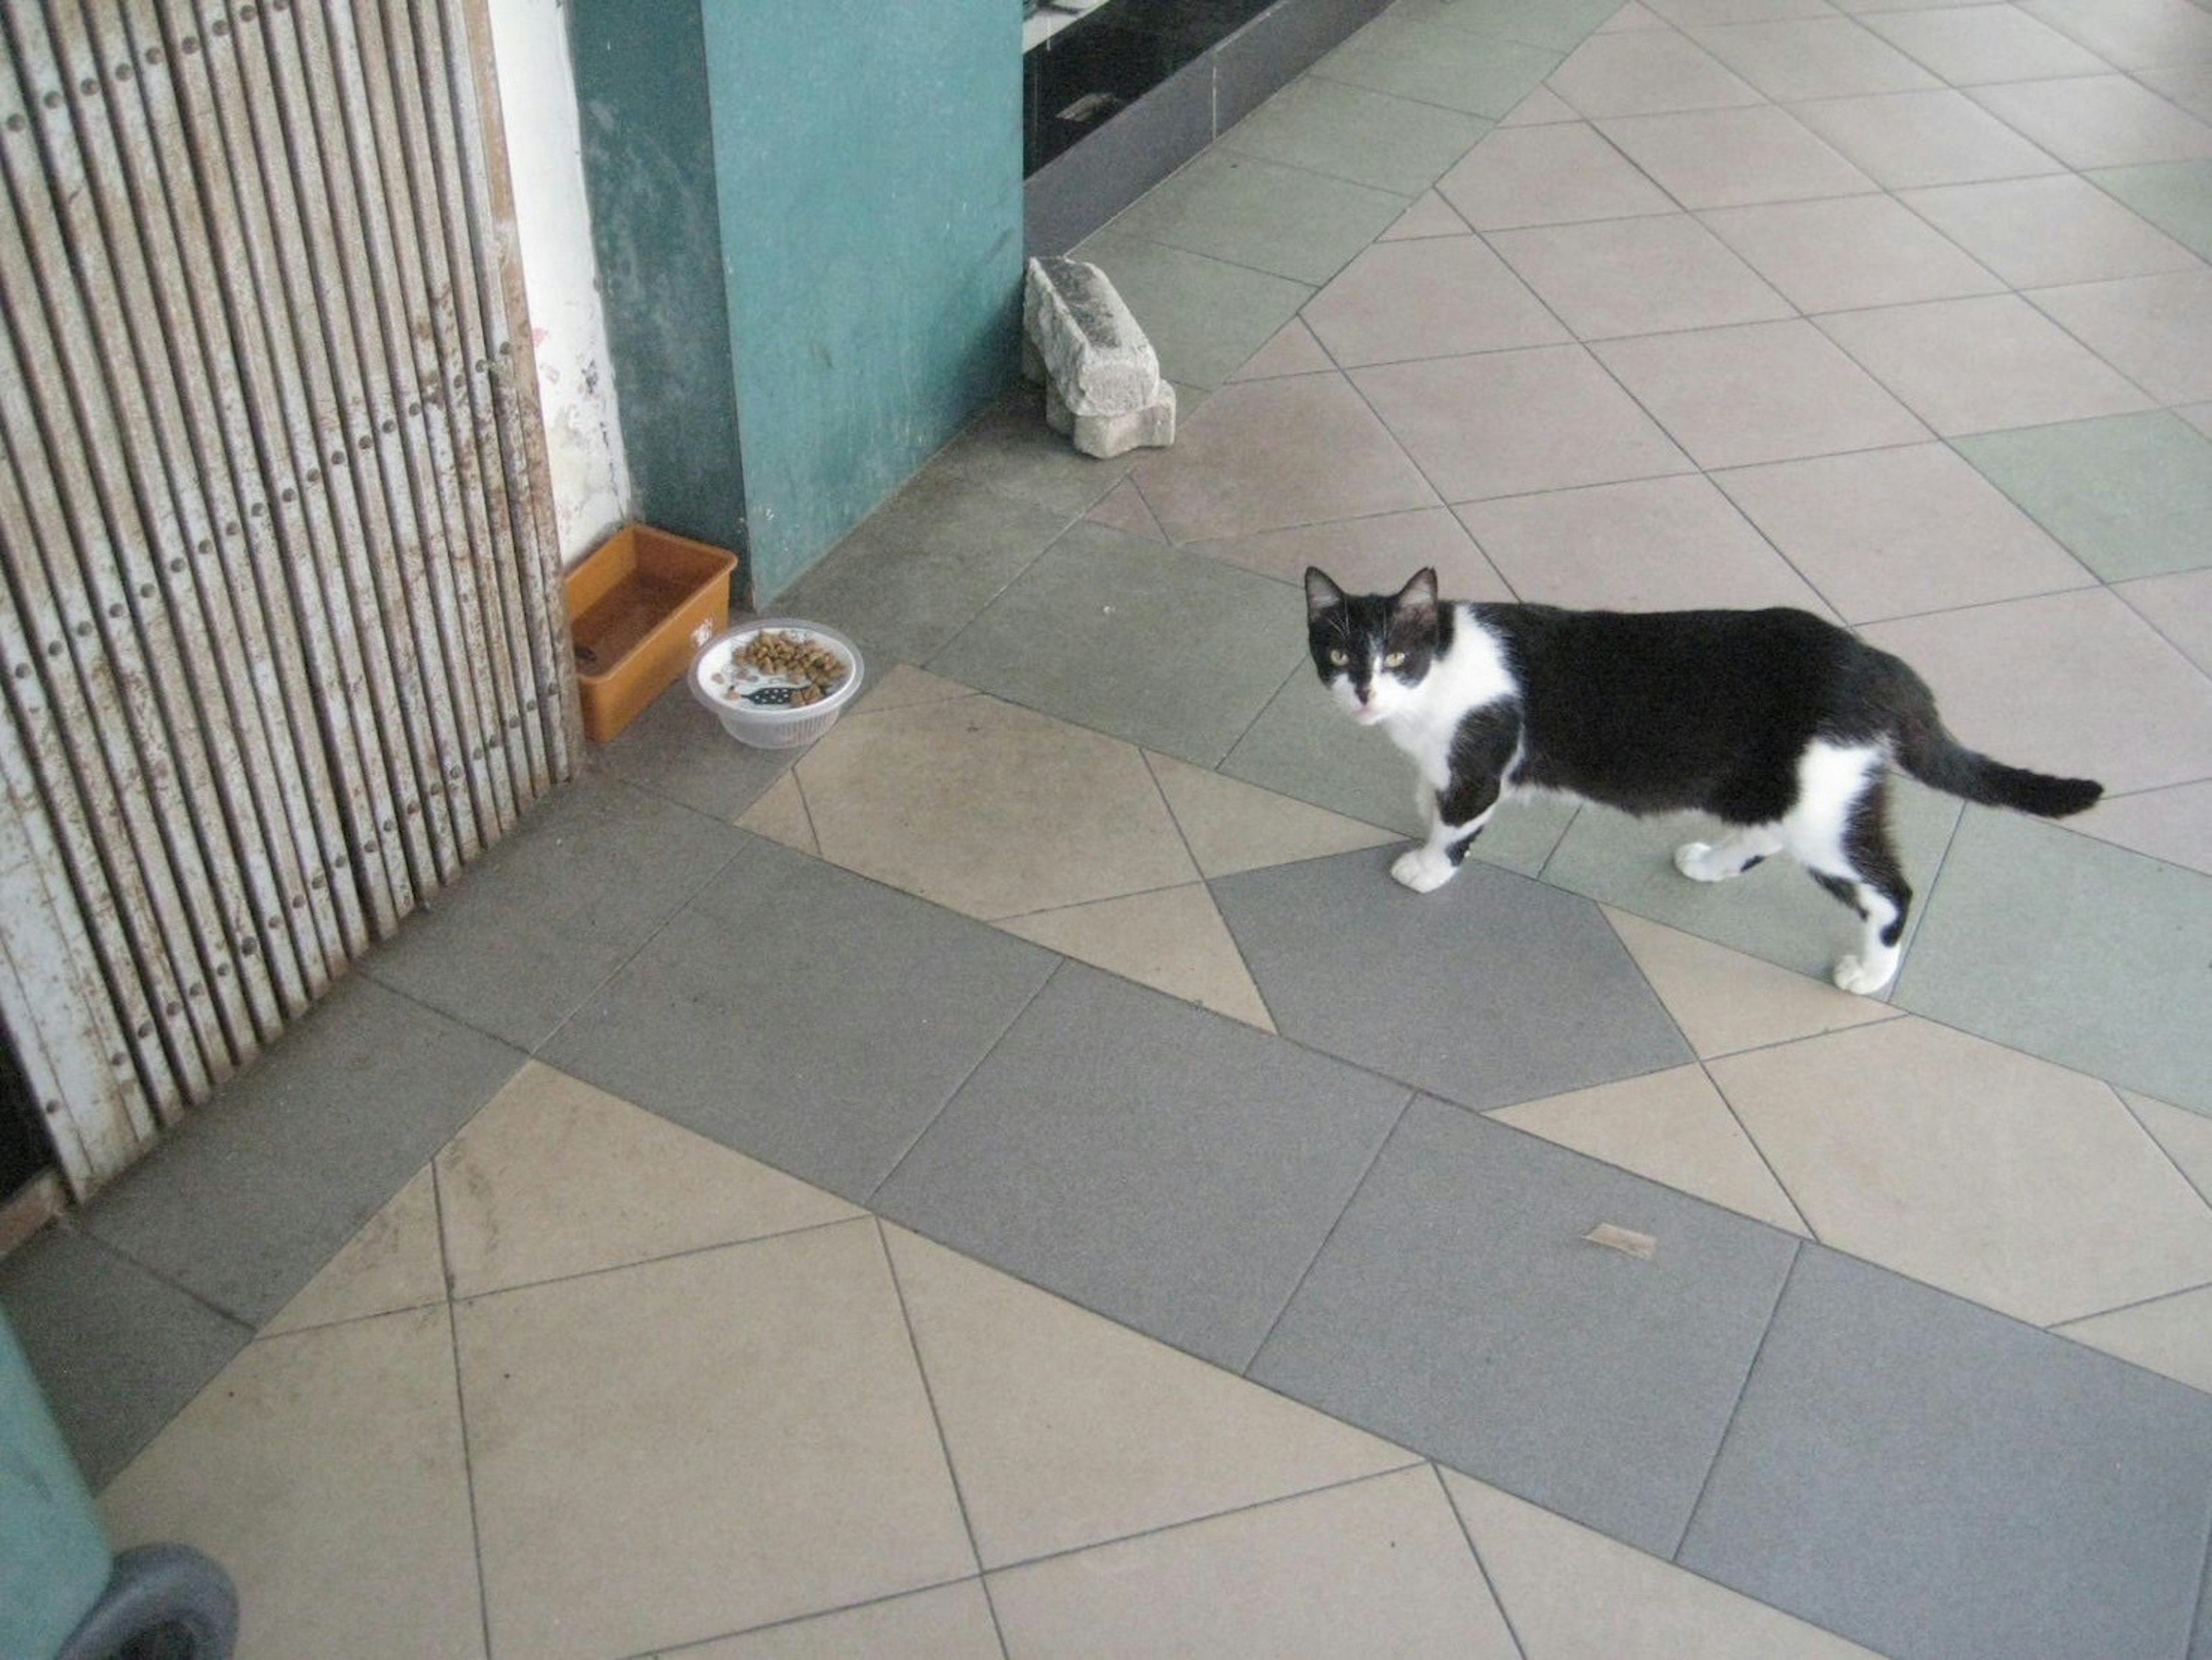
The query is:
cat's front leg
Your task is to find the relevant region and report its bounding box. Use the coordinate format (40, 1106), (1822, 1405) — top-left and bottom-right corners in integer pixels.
(1392, 772), (1501, 893)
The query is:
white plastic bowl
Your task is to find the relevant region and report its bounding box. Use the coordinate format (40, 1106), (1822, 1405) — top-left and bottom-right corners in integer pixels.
(690, 620), (865, 748)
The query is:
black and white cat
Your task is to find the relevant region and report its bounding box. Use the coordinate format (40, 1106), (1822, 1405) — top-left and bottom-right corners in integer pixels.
(1305, 566), (2103, 995)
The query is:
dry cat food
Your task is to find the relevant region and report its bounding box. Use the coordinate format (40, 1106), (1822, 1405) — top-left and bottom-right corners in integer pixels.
(713, 627), (850, 708)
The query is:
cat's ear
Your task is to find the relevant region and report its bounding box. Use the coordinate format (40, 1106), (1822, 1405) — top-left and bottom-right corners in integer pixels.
(1304, 567), (1346, 618)
(1393, 567), (1440, 624)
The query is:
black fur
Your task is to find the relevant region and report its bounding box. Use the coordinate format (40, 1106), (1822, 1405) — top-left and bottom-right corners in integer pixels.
(1305, 565), (2103, 989)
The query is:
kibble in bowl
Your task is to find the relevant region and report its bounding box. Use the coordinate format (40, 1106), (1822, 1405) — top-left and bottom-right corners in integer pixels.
(690, 620), (865, 748)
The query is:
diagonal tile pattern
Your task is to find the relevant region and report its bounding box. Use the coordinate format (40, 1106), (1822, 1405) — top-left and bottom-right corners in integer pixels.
(12, 2), (2212, 1657)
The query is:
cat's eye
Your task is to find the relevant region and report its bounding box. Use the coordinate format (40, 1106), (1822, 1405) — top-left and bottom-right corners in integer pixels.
(1327, 648), (1350, 667)
(1383, 651), (1407, 668)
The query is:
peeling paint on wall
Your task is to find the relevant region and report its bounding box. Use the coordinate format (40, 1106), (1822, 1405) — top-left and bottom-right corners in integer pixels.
(487, 0), (631, 565)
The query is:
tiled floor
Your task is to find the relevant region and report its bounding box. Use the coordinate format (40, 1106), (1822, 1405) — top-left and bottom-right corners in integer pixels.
(8, 1), (2212, 1656)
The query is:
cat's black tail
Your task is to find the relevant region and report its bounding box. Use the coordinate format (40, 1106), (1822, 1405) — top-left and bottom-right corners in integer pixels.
(1886, 665), (2103, 818)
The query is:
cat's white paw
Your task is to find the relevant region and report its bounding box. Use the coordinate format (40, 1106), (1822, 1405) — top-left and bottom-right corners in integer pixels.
(1392, 847), (1456, 894)
(1674, 841), (1729, 882)
(1831, 953), (1897, 996)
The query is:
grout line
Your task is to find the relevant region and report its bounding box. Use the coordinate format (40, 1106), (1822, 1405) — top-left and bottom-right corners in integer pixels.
(1430, 1459), (1533, 1660)
(873, 1217), (1016, 1659)
(1236, 1087), (1417, 1375)
(1669, 1232), (1804, 1566)
(1699, 1056), (1821, 1240)
(429, 1157), (498, 1660)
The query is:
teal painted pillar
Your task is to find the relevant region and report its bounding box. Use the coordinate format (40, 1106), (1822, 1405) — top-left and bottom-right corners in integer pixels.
(568, 0), (749, 561)
(700, 2), (1024, 599)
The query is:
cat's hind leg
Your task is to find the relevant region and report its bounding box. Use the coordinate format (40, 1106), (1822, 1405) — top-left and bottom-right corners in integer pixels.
(1783, 759), (1912, 996)
(1674, 824), (1784, 883)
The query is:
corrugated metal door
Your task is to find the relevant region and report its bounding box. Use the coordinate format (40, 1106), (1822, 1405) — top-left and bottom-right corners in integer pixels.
(0, 0), (577, 1197)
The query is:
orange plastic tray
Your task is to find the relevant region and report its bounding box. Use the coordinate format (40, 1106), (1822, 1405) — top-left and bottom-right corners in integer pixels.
(566, 525), (738, 743)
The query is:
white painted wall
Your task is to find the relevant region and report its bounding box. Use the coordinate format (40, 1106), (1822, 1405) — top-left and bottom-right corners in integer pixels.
(486, 0), (631, 566)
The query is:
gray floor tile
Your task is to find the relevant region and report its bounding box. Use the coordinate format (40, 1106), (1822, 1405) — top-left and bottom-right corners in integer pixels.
(363, 774), (749, 1050)
(1219, 75), (1493, 197)
(1542, 778), (1962, 985)
(1953, 410), (2212, 583)
(873, 962), (1410, 1372)
(1251, 1099), (1797, 1557)
(1219, 661), (1582, 872)
(1391, 0), (1624, 55)
(1680, 1245), (2212, 1660)
(0, 1225), (251, 1489)
(933, 380), (1146, 520)
(1317, 12), (1563, 119)
(772, 468), (1073, 667)
(70, 975), (525, 1328)
(540, 836), (1059, 1203)
(927, 522), (1310, 766)
(1074, 228), (1316, 391)
(1895, 807), (2212, 1116)
(1107, 148), (1409, 286)
(2090, 158), (2212, 263)
(591, 678), (801, 823)
(1212, 849), (1692, 1110)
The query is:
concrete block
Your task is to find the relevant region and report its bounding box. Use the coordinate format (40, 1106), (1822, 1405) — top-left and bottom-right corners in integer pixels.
(1022, 256), (1174, 457)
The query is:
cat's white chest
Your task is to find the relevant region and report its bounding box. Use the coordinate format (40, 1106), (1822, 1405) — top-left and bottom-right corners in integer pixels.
(1379, 608), (1517, 789)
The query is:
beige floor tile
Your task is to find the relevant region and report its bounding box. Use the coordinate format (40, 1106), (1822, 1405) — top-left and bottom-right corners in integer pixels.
(1816, 294), (2156, 436)
(2056, 1284), (2212, 1394)
(1708, 1017), (2212, 1325)
(2077, 780), (2212, 876)
(1146, 750), (1401, 877)
(1302, 237), (1571, 366)
(1859, 5), (2109, 84)
(1789, 89), (2067, 188)
(883, 1226), (1413, 1568)
(1859, 588), (2212, 794)
(435, 1062), (861, 1298)
(853, 663), (978, 715)
(1605, 909), (1902, 1057)
(987, 1466), (1519, 1659)
(1897, 174), (2203, 288)
(1457, 474), (1832, 613)
(1547, 29), (1764, 118)
(1700, 194), (2005, 313)
(459, 1221), (975, 1660)
(666, 1580), (1002, 1659)
(1082, 477), (1170, 540)
(1499, 84), (1584, 124)
(2018, 0), (2212, 72)
(1440, 1470), (1884, 1658)
(1489, 214), (1796, 339)
(1192, 506), (1511, 599)
(2117, 566), (2212, 672)
(100, 1307), (482, 1660)
(2123, 1088), (2212, 1198)
(1227, 317), (1336, 379)
(1597, 104), (1879, 207)
(796, 693), (1198, 920)
(1128, 373), (1438, 542)
(997, 884), (1277, 1030)
(1377, 190), (1471, 240)
(1490, 1064), (1810, 1234)
(1434, 122), (1676, 229)
(1355, 344), (1695, 501)
(1687, 17), (1941, 101)
(262, 1163), (447, 1336)
(1969, 75), (2212, 169)
(1592, 320), (1930, 470)
(1712, 443), (2094, 623)
(736, 772), (819, 854)
(2029, 270), (2212, 405)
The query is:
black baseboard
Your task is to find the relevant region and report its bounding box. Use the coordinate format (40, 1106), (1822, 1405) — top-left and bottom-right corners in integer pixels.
(1024, 0), (1394, 256)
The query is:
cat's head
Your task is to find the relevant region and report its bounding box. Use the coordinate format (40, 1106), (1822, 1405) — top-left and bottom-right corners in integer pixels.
(1304, 566), (1446, 725)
